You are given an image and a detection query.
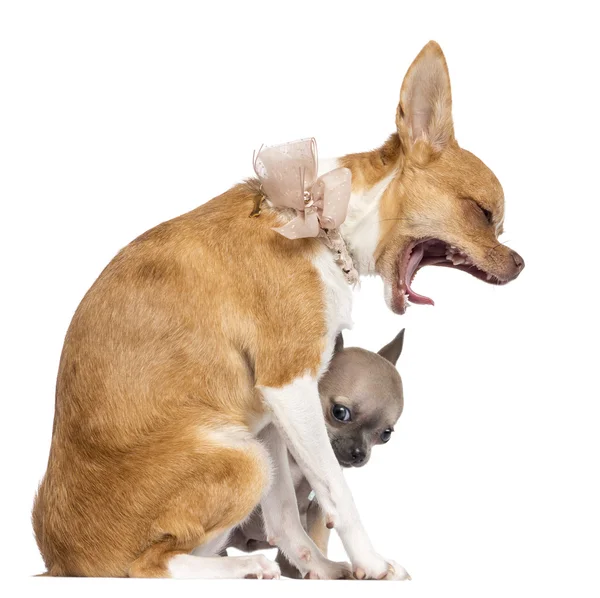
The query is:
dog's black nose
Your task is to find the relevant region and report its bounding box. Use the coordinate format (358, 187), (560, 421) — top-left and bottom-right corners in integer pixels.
(351, 447), (366, 464)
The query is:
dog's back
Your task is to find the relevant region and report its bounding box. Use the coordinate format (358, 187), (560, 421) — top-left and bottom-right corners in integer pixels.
(32, 182), (329, 576)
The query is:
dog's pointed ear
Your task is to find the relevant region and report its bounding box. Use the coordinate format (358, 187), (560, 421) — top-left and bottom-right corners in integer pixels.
(334, 333), (344, 354)
(396, 41), (454, 153)
(378, 329), (405, 366)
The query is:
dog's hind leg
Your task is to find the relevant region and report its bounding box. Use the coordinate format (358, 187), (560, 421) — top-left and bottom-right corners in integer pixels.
(130, 535), (280, 579)
(168, 553), (280, 579)
(128, 427), (279, 579)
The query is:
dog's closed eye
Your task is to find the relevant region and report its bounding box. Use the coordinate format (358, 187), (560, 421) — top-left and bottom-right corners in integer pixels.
(478, 205), (493, 225)
(470, 198), (493, 224)
(462, 196), (493, 225)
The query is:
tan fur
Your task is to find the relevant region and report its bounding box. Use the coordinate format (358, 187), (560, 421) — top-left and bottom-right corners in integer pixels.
(342, 42), (522, 312)
(372, 142), (518, 288)
(33, 184), (327, 577)
(33, 41), (522, 577)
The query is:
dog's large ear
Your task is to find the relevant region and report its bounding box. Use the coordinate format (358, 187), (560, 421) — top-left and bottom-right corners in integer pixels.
(334, 333), (344, 354)
(378, 329), (405, 366)
(396, 41), (454, 153)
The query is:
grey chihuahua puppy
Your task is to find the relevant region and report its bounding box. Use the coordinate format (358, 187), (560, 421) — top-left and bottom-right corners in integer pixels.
(225, 329), (406, 578)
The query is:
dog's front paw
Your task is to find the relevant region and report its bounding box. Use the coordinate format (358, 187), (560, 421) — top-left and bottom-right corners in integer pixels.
(353, 554), (410, 581)
(380, 559), (411, 581)
(241, 555), (281, 579)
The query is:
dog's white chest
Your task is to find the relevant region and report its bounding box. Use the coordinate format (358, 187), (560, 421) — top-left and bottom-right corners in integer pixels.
(312, 246), (353, 375)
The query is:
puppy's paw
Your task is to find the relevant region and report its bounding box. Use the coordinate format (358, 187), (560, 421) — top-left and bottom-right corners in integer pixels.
(353, 553), (410, 581)
(303, 558), (353, 580)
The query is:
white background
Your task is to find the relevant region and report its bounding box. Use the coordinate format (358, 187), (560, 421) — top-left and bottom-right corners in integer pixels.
(1, 1), (598, 597)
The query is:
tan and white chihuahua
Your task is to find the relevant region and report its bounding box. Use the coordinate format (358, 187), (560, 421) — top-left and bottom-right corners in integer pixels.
(33, 41), (523, 580)
(226, 330), (405, 578)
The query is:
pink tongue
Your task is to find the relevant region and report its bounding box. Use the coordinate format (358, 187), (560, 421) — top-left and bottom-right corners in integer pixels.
(405, 245), (435, 306)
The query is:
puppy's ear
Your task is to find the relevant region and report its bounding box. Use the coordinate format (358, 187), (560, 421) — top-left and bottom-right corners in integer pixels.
(334, 333), (344, 354)
(396, 41), (454, 154)
(378, 329), (405, 366)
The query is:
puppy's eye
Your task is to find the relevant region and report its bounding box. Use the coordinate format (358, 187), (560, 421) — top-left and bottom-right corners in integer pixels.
(380, 428), (393, 443)
(332, 404), (352, 422)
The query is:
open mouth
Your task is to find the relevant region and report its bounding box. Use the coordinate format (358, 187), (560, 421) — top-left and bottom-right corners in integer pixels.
(393, 238), (507, 313)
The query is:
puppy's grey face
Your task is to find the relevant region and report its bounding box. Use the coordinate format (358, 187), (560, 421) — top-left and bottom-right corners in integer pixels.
(318, 346), (404, 468)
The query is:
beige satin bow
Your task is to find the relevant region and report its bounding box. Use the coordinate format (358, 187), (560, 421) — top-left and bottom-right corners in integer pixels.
(253, 138), (352, 239)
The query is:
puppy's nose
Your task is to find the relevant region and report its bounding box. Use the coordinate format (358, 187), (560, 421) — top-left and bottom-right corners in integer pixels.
(351, 447), (366, 464)
(511, 250), (525, 274)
